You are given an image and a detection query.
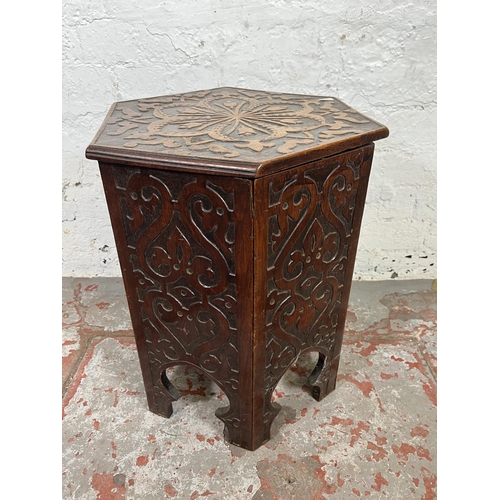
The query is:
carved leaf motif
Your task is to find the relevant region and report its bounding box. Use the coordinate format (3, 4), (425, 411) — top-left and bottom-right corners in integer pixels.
(162, 139), (182, 148)
(189, 193), (234, 270)
(277, 139), (314, 154)
(120, 107), (142, 118)
(268, 185), (310, 263)
(208, 144), (239, 158)
(108, 122), (139, 136)
(241, 140), (264, 152)
(237, 125), (255, 136)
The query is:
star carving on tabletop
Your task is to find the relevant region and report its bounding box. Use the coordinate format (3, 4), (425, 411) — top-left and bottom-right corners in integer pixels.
(103, 89), (371, 159)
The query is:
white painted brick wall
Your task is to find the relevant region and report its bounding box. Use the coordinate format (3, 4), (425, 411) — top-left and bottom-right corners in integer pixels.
(62, 0), (436, 280)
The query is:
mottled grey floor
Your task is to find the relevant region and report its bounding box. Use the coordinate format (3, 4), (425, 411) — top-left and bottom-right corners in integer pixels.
(63, 278), (436, 499)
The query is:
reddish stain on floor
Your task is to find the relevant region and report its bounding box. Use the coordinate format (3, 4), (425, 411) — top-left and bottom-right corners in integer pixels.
(340, 374), (375, 398)
(392, 442), (431, 465)
(274, 389), (285, 399)
(410, 426), (430, 438)
(125, 390), (141, 396)
(352, 341), (380, 357)
(164, 484), (178, 497)
(416, 447), (432, 461)
(371, 472), (389, 492)
(392, 442), (417, 462)
(421, 467), (437, 499)
(390, 355), (405, 363)
(349, 421), (370, 447)
(136, 455), (149, 467)
(405, 352), (430, 378)
(91, 472), (125, 500)
(289, 363), (310, 377)
(329, 416), (355, 428)
(190, 491), (216, 499)
(366, 440), (388, 462)
(421, 381), (437, 406)
(180, 379), (207, 397)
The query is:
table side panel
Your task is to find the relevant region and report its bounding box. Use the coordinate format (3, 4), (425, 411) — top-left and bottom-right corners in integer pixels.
(98, 163), (254, 435)
(253, 144), (375, 432)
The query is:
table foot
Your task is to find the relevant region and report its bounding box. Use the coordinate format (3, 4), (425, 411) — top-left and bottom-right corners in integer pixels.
(148, 370), (182, 418)
(308, 353), (340, 402)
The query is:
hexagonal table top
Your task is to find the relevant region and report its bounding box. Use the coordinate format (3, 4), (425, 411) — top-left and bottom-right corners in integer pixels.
(86, 87), (389, 177)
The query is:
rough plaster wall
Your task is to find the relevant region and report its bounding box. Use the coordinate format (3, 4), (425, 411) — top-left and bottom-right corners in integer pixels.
(62, 0), (436, 279)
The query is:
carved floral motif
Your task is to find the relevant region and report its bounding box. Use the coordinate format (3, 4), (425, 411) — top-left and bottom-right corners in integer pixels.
(98, 88), (372, 161)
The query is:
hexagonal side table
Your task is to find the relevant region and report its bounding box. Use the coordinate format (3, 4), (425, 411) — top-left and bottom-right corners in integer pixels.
(86, 87), (389, 451)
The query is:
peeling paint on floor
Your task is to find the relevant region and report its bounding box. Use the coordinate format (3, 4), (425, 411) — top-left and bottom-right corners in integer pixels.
(62, 278), (436, 499)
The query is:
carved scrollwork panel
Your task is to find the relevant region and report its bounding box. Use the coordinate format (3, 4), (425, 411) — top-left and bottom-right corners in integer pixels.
(257, 148), (370, 418)
(106, 165), (248, 415)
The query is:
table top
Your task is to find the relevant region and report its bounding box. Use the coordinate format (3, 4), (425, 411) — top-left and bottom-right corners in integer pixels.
(86, 87), (389, 177)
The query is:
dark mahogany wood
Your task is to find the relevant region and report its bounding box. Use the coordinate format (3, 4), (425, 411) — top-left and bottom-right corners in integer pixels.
(86, 87), (388, 451)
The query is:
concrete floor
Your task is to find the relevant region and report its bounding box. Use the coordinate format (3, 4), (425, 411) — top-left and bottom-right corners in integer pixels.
(62, 278), (436, 499)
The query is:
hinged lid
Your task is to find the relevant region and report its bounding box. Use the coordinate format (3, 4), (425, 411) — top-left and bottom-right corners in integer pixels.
(86, 87), (389, 177)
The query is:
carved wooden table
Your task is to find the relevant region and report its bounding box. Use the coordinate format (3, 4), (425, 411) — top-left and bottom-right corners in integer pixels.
(86, 87), (389, 451)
